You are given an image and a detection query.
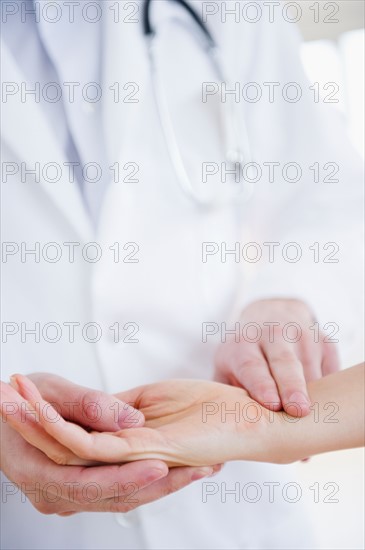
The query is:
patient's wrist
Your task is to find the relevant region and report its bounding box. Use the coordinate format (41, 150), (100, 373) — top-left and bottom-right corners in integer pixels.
(235, 366), (364, 465)
(274, 366), (365, 462)
(269, 411), (308, 464)
(259, 409), (301, 464)
(233, 403), (290, 464)
(263, 404), (330, 464)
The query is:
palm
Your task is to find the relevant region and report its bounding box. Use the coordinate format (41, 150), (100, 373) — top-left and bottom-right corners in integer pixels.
(114, 380), (268, 466)
(5, 376), (271, 468)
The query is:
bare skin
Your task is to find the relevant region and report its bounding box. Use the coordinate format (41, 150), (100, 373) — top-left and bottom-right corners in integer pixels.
(1, 365), (363, 471)
(215, 299), (340, 415)
(0, 297), (343, 515)
(0, 375), (219, 516)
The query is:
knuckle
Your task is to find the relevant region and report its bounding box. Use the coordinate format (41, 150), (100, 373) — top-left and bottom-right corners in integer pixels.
(267, 326), (282, 341)
(238, 358), (265, 372)
(271, 351), (299, 367)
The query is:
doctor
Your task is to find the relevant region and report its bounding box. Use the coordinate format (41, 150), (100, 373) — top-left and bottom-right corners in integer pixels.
(1, 0), (363, 549)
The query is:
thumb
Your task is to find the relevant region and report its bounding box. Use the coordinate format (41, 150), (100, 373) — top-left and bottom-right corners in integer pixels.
(11, 373), (144, 431)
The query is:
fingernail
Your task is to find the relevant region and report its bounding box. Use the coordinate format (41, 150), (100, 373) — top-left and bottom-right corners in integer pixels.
(287, 392), (310, 412)
(118, 405), (144, 429)
(209, 465), (223, 477)
(9, 375), (20, 392)
(191, 467), (214, 481)
(288, 392), (310, 405)
(145, 467), (167, 483)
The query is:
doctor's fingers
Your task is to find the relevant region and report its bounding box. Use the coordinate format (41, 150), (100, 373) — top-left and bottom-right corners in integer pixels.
(215, 344), (282, 411)
(321, 340), (340, 376)
(261, 339), (312, 417)
(24, 372), (144, 431)
(3, 377), (141, 467)
(55, 466), (217, 515)
(4, 377), (135, 465)
(65, 464), (218, 514)
(20, 459), (170, 516)
(11, 377), (152, 464)
(0, 380), (92, 466)
(295, 331), (327, 382)
(0, 416), (170, 515)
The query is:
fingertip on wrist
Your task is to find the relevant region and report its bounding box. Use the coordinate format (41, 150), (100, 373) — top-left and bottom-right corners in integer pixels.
(262, 391), (282, 411)
(285, 392), (311, 417)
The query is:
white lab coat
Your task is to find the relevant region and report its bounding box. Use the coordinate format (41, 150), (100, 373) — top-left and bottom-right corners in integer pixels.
(1, 1), (363, 549)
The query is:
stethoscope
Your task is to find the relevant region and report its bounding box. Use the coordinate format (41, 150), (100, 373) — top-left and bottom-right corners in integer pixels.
(143, 0), (253, 207)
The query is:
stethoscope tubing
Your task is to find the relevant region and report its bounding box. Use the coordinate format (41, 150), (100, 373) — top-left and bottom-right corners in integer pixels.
(143, 0), (252, 206)
(143, 0), (215, 47)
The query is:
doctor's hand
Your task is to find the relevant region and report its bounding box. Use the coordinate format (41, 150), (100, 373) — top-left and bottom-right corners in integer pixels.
(1, 374), (275, 468)
(215, 299), (340, 417)
(0, 376), (215, 515)
(0, 421), (214, 516)
(24, 372), (146, 431)
(3, 368), (364, 472)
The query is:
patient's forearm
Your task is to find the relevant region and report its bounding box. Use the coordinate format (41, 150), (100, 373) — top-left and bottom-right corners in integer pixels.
(273, 364), (365, 463)
(3, 366), (363, 469)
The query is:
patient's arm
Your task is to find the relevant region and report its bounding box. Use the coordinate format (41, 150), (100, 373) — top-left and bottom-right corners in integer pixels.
(274, 362), (364, 463)
(0, 375), (270, 466)
(114, 363), (365, 465)
(1, 365), (364, 467)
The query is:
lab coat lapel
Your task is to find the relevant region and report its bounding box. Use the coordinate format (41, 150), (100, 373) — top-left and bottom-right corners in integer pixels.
(101, 8), (150, 166)
(1, 41), (93, 241)
(101, 0), (188, 167)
